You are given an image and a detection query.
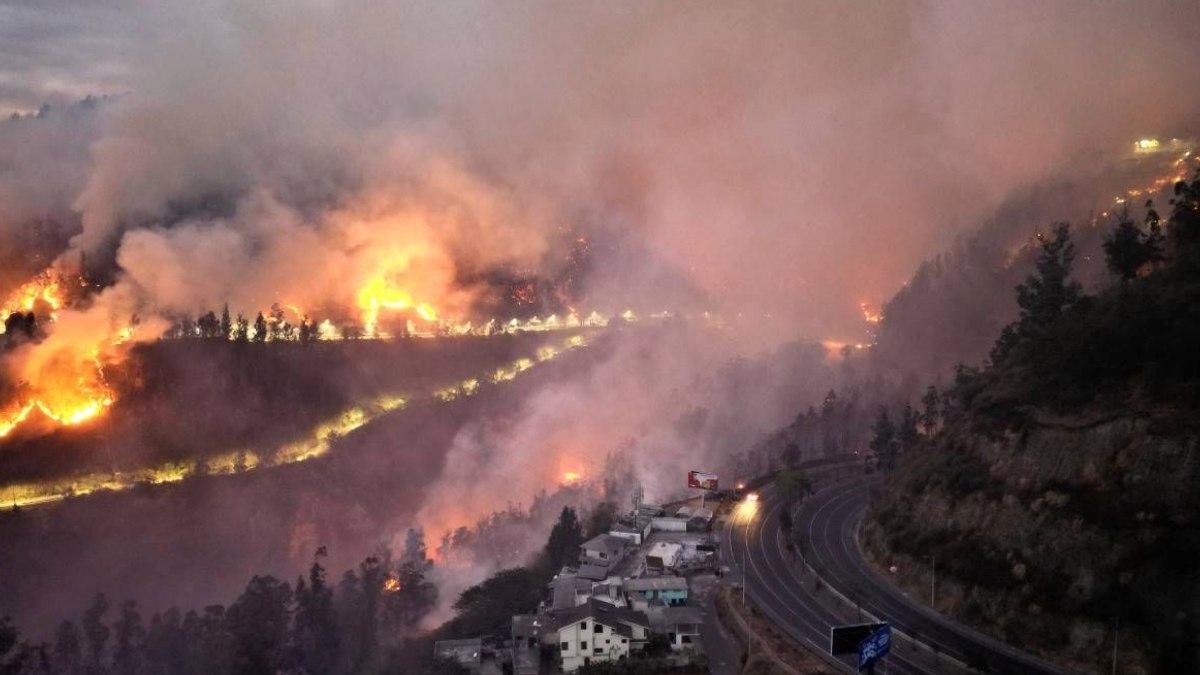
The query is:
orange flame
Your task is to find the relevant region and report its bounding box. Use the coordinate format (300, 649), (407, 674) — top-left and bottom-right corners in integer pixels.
(0, 274), (123, 438)
(859, 302), (881, 324)
(0, 275), (64, 334)
(356, 273), (438, 337)
(0, 348), (114, 438)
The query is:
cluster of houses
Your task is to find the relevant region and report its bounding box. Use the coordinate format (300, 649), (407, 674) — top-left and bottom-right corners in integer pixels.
(435, 500), (719, 673)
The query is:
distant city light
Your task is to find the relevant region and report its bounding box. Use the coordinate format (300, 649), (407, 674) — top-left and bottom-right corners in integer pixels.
(1135, 138), (1161, 153)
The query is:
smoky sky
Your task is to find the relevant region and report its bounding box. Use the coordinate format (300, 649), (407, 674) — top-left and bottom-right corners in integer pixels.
(2, 1), (1199, 343)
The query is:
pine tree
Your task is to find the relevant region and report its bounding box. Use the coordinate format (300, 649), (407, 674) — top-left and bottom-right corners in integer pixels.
(81, 593), (111, 672)
(293, 548), (337, 675)
(253, 313), (267, 343)
(226, 576), (292, 675)
(234, 314), (249, 343)
(112, 601), (144, 675)
(1103, 209), (1150, 281)
(385, 545), (438, 634)
(143, 608), (186, 675)
(219, 305), (232, 340)
(920, 385), (940, 435)
(869, 407), (898, 472)
(543, 507), (584, 571)
(991, 223), (1081, 363)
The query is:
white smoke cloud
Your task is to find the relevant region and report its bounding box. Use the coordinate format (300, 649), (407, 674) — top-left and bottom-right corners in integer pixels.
(0, 1), (1196, 336)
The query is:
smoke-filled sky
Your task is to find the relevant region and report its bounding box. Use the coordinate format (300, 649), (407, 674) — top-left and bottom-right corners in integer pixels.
(5, 1), (1200, 632)
(2, 1), (1200, 342)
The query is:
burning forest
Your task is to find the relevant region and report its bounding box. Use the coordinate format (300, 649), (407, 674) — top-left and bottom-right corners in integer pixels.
(2, 2), (1200, 674)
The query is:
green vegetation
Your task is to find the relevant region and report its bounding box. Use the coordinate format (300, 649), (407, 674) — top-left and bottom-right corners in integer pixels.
(964, 185), (1200, 417)
(867, 173), (1200, 673)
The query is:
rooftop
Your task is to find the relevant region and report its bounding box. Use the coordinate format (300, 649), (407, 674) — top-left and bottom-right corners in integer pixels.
(549, 574), (593, 609)
(577, 563), (608, 581)
(549, 599), (650, 638)
(647, 541), (683, 555)
(624, 576), (688, 592)
(657, 606), (704, 630)
(581, 534), (630, 558)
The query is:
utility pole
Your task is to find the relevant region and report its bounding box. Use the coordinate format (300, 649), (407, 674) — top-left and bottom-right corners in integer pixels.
(744, 544), (753, 664)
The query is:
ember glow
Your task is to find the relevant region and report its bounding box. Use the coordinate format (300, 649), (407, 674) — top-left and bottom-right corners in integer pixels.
(357, 271), (439, 339)
(0, 331), (594, 510)
(0, 295), (642, 440)
(0, 352), (114, 437)
(0, 274), (122, 437)
(0, 274), (64, 329)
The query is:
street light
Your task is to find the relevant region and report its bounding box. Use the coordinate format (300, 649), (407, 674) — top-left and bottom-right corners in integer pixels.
(734, 489), (761, 664)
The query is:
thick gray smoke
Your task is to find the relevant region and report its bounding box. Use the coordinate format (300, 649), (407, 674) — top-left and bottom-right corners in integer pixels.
(3, 1), (1198, 337)
(2, 0), (1200, 635)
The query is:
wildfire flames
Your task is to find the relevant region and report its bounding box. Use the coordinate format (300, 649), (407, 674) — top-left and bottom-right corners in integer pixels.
(0, 237), (647, 441)
(0, 274), (120, 438)
(859, 302), (881, 324)
(0, 331), (596, 509)
(0, 354), (114, 437)
(356, 272), (439, 339)
(0, 274), (64, 327)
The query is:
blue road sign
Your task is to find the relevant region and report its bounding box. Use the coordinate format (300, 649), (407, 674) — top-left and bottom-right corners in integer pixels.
(857, 624), (891, 670)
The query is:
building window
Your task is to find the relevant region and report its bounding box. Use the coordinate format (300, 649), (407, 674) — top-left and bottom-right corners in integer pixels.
(682, 635), (693, 644)
(560, 642), (568, 651)
(580, 621), (587, 630)
(580, 642), (587, 650)
(594, 624), (603, 633)
(594, 648), (603, 655)
(621, 639), (627, 644)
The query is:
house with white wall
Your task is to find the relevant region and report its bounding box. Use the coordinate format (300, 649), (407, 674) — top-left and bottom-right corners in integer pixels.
(550, 599), (650, 672)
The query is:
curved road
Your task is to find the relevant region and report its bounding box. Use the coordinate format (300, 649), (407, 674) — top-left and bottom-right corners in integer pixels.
(725, 474), (1068, 674)
(723, 478), (939, 674)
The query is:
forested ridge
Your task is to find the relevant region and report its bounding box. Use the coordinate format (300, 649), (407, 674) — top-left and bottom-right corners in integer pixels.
(866, 173), (1200, 672)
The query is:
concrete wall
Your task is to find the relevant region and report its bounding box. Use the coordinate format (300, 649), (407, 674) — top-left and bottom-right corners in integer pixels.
(556, 618), (631, 672)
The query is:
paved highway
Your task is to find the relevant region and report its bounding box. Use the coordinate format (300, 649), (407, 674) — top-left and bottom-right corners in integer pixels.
(722, 477), (942, 674)
(723, 473), (1068, 674)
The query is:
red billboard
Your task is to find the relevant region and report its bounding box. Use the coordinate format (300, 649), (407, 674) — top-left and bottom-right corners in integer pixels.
(687, 470), (719, 491)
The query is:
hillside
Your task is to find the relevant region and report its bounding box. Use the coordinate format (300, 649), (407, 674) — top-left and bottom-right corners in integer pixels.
(870, 145), (1197, 380)
(0, 332), (573, 484)
(864, 173), (1200, 673)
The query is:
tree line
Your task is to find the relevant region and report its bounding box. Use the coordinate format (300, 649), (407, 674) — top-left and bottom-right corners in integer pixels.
(0, 497), (625, 675)
(0, 532), (438, 675)
(162, 305), (356, 343)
